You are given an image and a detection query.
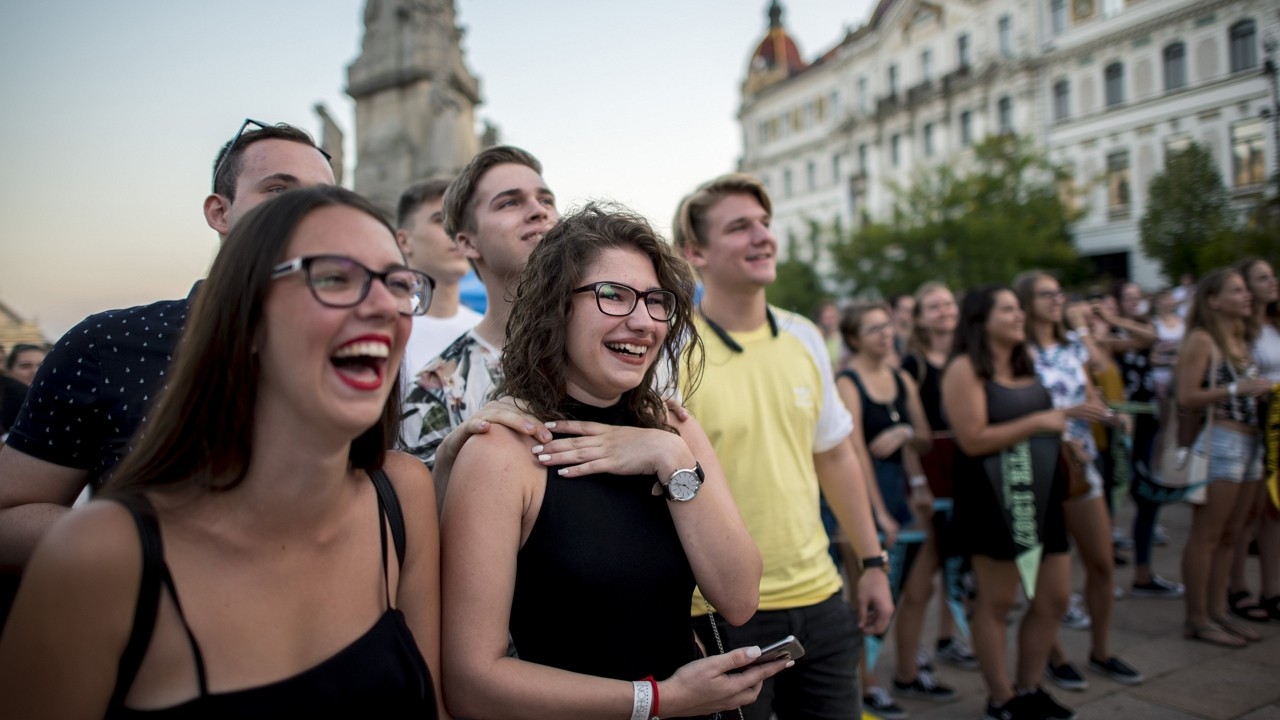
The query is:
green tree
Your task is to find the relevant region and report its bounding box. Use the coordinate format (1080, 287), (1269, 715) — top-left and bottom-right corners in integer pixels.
(767, 219), (829, 316)
(1139, 142), (1232, 280)
(830, 134), (1083, 298)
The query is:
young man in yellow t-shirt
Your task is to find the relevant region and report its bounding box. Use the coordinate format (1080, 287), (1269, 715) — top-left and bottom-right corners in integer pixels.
(673, 174), (893, 720)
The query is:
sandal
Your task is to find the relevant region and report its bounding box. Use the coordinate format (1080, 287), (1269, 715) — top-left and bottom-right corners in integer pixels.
(1212, 617), (1263, 643)
(1183, 621), (1247, 648)
(1227, 590), (1271, 623)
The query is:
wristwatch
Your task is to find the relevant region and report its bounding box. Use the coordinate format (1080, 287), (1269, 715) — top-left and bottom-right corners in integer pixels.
(662, 462), (704, 502)
(861, 551), (889, 572)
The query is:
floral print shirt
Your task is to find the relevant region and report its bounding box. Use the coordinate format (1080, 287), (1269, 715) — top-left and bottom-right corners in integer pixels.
(1031, 333), (1098, 461)
(400, 329), (503, 469)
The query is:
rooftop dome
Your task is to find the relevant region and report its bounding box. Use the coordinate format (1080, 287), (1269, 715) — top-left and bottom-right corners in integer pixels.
(748, 1), (807, 80)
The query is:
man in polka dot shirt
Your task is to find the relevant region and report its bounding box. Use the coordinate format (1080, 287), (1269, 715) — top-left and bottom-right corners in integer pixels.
(0, 121), (335, 620)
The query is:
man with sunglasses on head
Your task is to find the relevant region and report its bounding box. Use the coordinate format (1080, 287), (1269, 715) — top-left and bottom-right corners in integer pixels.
(400, 145), (560, 507)
(671, 173), (892, 720)
(0, 120), (335, 622)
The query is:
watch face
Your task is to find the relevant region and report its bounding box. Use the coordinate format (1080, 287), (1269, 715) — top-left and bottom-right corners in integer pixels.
(668, 470), (701, 501)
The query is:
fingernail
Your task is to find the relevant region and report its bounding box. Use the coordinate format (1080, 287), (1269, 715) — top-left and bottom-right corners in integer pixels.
(538, 454), (551, 462)
(478, 420), (489, 429)
(531, 445), (544, 454)
(557, 468), (568, 476)
(785, 660), (795, 668)
(524, 423), (535, 432)
(544, 421), (557, 429)
(746, 645), (761, 659)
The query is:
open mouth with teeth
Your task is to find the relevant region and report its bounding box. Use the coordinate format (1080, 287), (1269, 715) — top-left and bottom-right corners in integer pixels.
(331, 340), (391, 390)
(605, 341), (649, 359)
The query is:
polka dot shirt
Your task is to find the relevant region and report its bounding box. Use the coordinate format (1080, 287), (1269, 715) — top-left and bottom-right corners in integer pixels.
(6, 286), (195, 489)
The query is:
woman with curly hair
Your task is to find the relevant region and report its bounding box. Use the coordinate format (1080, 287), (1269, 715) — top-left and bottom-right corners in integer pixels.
(442, 204), (784, 720)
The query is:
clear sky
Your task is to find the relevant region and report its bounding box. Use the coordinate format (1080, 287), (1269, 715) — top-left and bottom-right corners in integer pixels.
(1, 0), (875, 340)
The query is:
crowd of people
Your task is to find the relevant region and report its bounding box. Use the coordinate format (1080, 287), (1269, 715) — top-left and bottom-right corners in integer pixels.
(0, 119), (1274, 720)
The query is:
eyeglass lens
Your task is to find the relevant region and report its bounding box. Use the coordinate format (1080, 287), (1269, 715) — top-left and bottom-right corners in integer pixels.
(594, 282), (675, 322)
(305, 256), (431, 316)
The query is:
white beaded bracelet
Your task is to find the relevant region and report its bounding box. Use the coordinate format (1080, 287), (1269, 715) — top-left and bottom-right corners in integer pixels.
(631, 680), (653, 720)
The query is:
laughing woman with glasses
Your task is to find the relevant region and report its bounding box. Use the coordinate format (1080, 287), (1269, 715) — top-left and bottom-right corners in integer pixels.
(442, 204), (785, 720)
(0, 186), (445, 718)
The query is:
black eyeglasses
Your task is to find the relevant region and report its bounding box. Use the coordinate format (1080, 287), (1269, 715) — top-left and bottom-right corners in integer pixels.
(572, 282), (676, 322)
(272, 255), (434, 317)
(212, 118), (333, 193)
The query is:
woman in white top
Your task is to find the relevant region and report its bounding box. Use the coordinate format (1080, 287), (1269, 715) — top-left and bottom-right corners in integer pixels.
(1228, 258), (1280, 622)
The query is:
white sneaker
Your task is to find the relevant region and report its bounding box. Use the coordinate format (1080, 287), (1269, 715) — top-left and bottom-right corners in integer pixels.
(1061, 593), (1091, 630)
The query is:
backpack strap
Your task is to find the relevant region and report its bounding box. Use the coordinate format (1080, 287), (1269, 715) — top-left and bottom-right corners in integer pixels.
(107, 493), (164, 711)
(370, 468), (407, 569)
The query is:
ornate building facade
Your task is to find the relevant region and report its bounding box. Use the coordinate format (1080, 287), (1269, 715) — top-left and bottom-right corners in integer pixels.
(738, 0), (1278, 288)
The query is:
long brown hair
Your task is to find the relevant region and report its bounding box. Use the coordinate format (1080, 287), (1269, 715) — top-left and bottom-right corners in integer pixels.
(952, 285), (1035, 381)
(1013, 270), (1067, 347)
(1185, 267), (1249, 365)
(1236, 256), (1278, 339)
(496, 203), (703, 430)
(105, 186), (402, 496)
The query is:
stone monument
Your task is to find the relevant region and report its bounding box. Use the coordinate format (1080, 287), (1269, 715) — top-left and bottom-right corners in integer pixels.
(347, 0), (482, 210)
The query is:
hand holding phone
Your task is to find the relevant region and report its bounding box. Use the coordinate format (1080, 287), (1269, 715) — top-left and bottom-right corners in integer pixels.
(745, 635), (805, 668)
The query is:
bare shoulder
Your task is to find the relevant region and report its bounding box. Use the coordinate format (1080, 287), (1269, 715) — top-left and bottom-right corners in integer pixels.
(450, 426), (541, 489)
(942, 355), (975, 385)
(21, 499), (143, 622)
(382, 451), (433, 500)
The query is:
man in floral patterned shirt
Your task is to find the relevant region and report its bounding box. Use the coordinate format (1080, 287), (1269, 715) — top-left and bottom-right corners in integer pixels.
(400, 146), (559, 505)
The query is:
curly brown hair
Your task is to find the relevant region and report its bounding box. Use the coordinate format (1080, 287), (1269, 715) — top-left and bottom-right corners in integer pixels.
(496, 203), (703, 430)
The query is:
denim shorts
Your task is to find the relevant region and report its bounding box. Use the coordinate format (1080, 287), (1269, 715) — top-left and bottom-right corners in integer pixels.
(1193, 424), (1264, 483)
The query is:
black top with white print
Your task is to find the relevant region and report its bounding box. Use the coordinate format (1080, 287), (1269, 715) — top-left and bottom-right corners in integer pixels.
(6, 285), (195, 489)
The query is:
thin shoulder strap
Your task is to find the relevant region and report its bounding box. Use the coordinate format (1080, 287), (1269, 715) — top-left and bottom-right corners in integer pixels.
(108, 493), (164, 710)
(371, 468), (406, 567)
(838, 368), (865, 395)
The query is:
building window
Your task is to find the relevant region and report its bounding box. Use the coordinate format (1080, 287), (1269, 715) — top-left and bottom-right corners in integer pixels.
(888, 64), (899, 96)
(1105, 62), (1124, 106)
(1051, 0), (1067, 34)
(957, 33), (970, 69)
(1230, 20), (1257, 73)
(1233, 119), (1266, 186)
(783, 168), (793, 197)
(924, 123), (935, 157)
(1101, 0), (1122, 18)
(1164, 42), (1187, 90)
(998, 96), (1013, 134)
(1107, 150), (1131, 215)
(806, 160), (816, 191)
(960, 111), (973, 146)
(921, 49), (933, 83)
(1165, 134), (1191, 156)
(998, 15), (1013, 58)
(832, 154), (841, 184)
(858, 77), (869, 113)
(858, 143), (868, 172)
(758, 121), (768, 145)
(891, 134), (901, 167)
(1053, 79), (1070, 121)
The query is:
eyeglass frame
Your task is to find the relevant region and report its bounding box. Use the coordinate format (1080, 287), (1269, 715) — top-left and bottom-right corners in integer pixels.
(271, 254), (435, 317)
(571, 281), (677, 322)
(211, 118), (333, 193)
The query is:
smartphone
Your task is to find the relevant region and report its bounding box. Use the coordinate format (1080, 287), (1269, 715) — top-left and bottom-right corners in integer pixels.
(746, 635), (805, 667)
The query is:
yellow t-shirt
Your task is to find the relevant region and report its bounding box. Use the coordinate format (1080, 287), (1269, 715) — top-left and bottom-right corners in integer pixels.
(684, 308), (854, 612)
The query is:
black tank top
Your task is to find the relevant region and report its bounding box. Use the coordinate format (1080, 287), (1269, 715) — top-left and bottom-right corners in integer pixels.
(105, 470), (437, 719)
(840, 368), (910, 463)
(510, 398), (701, 687)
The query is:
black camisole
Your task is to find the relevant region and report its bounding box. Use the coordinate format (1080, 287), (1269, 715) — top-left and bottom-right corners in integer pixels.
(104, 470), (437, 719)
(509, 398), (701, 688)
